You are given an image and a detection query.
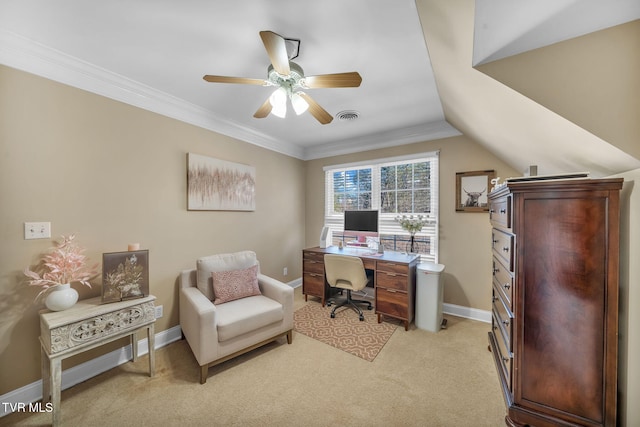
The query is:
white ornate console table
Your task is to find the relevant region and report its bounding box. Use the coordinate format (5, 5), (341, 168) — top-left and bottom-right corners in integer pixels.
(39, 295), (156, 426)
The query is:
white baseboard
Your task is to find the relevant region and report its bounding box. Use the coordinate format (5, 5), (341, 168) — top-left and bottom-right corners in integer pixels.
(443, 302), (491, 323)
(0, 325), (182, 418)
(288, 278), (302, 288)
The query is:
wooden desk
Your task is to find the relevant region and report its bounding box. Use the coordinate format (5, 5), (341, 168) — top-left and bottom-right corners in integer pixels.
(302, 246), (419, 330)
(40, 295), (156, 426)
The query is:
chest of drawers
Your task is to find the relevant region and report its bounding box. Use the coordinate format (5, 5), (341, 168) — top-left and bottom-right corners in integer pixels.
(487, 178), (622, 427)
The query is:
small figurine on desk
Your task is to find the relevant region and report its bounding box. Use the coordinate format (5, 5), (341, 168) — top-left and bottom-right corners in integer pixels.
(338, 240), (343, 249)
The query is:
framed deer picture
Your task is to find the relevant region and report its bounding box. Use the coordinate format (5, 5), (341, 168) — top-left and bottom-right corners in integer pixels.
(456, 170), (496, 212)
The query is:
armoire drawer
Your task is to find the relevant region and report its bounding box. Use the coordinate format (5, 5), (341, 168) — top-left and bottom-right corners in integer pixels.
(492, 287), (513, 353)
(492, 228), (515, 272)
(489, 195), (511, 230)
(493, 257), (514, 308)
(491, 314), (512, 389)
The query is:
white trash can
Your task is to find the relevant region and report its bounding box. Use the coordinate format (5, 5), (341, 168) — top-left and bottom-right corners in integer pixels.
(415, 262), (445, 332)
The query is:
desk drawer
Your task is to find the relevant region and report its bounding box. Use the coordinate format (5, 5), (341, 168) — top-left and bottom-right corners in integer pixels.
(377, 261), (409, 276)
(303, 272), (325, 297)
(376, 271), (408, 292)
(376, 287), (409, 319)
(303, 259), (324, 275)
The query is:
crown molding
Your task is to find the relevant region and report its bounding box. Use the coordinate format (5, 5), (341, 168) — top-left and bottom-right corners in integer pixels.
(1, 30), (458, 161)
(302, 120), (461, 160)
(0, 30), (304, 159)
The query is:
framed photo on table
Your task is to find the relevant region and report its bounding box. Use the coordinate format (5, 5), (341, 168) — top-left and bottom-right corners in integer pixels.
(102, 250), (149, 303)
(455, 170), (495, 212)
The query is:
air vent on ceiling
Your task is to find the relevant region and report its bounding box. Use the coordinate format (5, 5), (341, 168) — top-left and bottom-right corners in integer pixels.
(336, 110), (360, 121)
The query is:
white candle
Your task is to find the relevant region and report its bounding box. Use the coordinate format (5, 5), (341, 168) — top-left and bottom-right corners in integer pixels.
(128, 243), (140, 251)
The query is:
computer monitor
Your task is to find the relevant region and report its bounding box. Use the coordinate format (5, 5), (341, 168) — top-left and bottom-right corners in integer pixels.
(344, 210), (379, 244)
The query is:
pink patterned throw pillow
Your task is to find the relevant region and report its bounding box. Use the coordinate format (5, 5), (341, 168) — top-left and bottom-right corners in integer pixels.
(211, 264), (261, 304)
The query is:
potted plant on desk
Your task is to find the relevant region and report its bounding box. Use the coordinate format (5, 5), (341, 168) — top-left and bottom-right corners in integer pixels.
(395, 215), (430, 253)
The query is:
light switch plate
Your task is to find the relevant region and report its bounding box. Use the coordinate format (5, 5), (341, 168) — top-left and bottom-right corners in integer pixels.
(24, 222), (51, 239)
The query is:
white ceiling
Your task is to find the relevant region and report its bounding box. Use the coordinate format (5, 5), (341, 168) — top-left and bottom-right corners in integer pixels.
(1, 0), (638, 164)
(0, 0), (460, 160)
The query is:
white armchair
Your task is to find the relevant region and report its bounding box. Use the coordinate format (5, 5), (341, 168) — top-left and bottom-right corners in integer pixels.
(179, 251), (293, 383)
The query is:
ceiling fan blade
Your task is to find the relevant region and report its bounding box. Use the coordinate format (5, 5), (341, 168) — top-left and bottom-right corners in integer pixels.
(297, 92), (333, 125)
(253, 98), (272, 118)
(203, 75), (267, 85)
(259, 31), (291, 76)
(304, 72), (362, 88)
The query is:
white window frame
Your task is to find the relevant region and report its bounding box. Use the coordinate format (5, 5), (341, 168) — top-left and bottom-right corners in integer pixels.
(323, 151), (439, 262)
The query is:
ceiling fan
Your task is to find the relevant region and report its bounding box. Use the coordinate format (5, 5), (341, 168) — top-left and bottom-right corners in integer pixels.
(203, 31), (362, 125)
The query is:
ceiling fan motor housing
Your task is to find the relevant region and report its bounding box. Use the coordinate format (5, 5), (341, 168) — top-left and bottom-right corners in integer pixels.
(268, 62), (306, 91)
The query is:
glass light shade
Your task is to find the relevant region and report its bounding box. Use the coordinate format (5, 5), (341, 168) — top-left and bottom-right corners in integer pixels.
(269, 87), (287, 118)
(291, 92), (309, 115)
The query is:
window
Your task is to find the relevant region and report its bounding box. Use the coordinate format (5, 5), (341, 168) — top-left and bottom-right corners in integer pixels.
(324, 151), (439, 262)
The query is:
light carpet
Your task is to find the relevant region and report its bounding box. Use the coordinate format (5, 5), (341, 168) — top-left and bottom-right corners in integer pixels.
(294, 301), (399, 361)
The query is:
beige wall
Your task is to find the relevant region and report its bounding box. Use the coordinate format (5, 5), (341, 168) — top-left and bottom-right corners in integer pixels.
(612, 168), (640, 427)
(0, 65), (306, 394)
(304, 136), (520, 311)
(476, 20), (640, 161)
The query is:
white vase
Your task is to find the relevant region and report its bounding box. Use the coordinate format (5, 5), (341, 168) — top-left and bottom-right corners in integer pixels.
(45, 283), (78, 311)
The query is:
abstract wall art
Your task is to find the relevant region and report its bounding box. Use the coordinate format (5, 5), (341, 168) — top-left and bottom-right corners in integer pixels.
(187, 153), (256, 211)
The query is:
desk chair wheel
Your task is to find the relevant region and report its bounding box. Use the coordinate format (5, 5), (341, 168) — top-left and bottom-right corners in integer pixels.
(359, 314), (364, 321)
(331, 312), (336, 318)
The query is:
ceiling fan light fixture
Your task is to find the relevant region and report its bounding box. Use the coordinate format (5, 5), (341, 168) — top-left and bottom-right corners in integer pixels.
(269, 87), (287, 118)
(291, 92), (309, 115)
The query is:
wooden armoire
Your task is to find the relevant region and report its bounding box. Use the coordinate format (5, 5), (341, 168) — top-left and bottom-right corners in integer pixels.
(487, 177), (623, 427)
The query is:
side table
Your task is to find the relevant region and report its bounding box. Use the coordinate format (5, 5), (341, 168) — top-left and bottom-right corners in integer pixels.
(40, 295), (156, 426)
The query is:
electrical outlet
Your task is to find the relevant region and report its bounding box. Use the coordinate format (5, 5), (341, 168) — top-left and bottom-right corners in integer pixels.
(24, 222), (51, 240)
(155, 305), (163, 319)
(283, 267), (288, 276)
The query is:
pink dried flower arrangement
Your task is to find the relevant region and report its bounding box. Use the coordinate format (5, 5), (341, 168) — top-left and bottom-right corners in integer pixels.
(24, 234), (99, 300)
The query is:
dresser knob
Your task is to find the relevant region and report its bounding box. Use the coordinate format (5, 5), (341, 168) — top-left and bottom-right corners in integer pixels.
(502, 246), (509, 252)
(502, 319), (510, 327)
(500, 209), (506, 214)
(503, 283), (511, 290)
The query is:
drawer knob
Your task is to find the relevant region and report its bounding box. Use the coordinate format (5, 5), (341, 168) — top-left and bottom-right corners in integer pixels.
(502, 356), (510, 363)
(493, 267), (499, 274)
(502, 319), (510, 327)
(387, 289), (397, 293)
(502, 246), (509, 252)
(492, 296), (498, 302)
(503, 283), (511, 290)
(499, 208), (506, 214)
(386, 272), (397, 277)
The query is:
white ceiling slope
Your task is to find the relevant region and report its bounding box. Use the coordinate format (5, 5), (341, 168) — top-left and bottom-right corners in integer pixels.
(417, 0), (640, 178)
(0, 0), (460, 160)
(473, 0), (640, 66)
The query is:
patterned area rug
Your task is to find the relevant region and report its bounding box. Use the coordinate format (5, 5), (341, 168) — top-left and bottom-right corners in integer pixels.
(294, 302), (399, 361)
